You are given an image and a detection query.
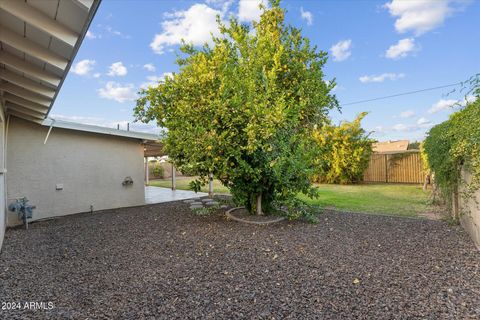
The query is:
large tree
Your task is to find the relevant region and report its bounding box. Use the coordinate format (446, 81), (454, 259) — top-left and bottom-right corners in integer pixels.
(135, 0), (338, 216)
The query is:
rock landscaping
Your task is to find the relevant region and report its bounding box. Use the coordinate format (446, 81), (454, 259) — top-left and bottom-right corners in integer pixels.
(226, 207), (286, 225)
(0, 201), (479, 319)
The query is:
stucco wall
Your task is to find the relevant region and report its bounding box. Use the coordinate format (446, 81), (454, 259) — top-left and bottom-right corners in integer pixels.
(6, 117), (146, 226)
(459, 169), (480, 250)
(0, 108), (5, 250)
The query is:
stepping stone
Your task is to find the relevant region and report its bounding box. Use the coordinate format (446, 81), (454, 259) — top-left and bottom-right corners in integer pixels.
(220, 205), (229, 209)
(201, 198), (214, 203)
(205, 201), (220, 207)
(183, 199), (196, 204)
(190, 204), (204, 210)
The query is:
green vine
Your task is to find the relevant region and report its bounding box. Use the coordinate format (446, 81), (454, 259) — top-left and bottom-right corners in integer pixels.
(423, 77), (480, 213)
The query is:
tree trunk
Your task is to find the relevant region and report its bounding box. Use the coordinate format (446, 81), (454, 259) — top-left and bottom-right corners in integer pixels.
(256, 193), (263, 215)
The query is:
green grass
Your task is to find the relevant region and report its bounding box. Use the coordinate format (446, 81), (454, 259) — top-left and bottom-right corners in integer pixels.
(149, 177), (432, 218)
(299, 184), (431, 218)
(149, 177), (231, 194)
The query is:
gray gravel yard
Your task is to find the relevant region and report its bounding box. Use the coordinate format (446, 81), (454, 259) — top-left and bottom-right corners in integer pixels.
(1, 201), (479, 319)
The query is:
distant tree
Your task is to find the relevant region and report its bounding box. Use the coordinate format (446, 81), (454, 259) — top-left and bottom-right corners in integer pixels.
(312, 112), (374, 184)
(134, 0), (337, 217)
(408, 141), (421, 150)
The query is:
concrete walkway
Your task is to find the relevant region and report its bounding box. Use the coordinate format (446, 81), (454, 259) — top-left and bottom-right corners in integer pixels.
(145, 186), (207, 204)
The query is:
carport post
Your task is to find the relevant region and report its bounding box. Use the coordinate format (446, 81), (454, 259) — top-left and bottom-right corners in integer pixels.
(145, 157), (149, 185)
(171, 165), (176, 190)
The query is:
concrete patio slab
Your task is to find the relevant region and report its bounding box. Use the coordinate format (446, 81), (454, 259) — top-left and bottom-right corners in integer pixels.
(145, 186), (207, 204)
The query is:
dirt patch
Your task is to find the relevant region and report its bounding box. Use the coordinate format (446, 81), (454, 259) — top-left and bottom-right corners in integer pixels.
(0, 202), (479, 319)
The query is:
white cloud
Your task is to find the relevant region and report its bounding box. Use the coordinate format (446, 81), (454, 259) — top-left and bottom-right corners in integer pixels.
(300, 7), (313, 25)
(150, 4), (223, 55)
(205, 0), (233, 13)
(93, 73), (101, 78)
(107, 62), (128, 77)
(97, 81), (136, 103)
(427, 96), (476, 114)
(417, 117), (432, 127)
(359, 72), (405, 83)
(330, 39), (352, 62)
(384, 0), (470, 36)
(104, 25), (131, 39)
(385, 38), (417, 59)
(71, 59), (95, 76)
(140, 72), (174, 89)
(428, 99), (458, 113)
(86, 30), (97, 39)
(143, 63), (156, 72)
(400, 110), (415, 118)
(238, 0), (267, 22)
(392, 123), (408, 131)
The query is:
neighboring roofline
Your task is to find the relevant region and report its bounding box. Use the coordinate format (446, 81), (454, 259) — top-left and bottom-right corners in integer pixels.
(42, 118), (160, 141)
(44, 0), (102, 119)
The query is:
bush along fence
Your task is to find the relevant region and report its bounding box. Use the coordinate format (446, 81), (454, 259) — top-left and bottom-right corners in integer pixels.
(363, 151), (425, 184)
(424, 98), (480, 249)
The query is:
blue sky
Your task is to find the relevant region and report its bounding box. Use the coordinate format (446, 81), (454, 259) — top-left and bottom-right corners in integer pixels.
(53, 0), (480, 141)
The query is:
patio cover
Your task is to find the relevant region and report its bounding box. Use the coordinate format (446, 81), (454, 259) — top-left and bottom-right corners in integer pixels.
(0, 0), (101, 122)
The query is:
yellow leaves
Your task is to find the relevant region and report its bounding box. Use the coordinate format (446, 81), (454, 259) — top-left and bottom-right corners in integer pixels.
(207, 145), (213, 151)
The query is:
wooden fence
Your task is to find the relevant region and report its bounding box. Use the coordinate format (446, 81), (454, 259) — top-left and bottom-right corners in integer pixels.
(363, 151), (425, 184)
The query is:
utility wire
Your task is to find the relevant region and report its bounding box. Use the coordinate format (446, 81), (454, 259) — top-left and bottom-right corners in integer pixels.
(339, 82), (462, 107)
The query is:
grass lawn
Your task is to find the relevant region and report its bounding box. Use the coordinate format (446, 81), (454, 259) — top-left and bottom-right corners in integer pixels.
(149, 177), (432, 217)
(299, 184), (431, 218)
(149, 177), (231, 194)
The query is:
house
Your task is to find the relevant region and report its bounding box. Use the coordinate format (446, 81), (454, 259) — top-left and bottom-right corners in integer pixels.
(372, 140), (410, 153)
(0, 0), (157, 250)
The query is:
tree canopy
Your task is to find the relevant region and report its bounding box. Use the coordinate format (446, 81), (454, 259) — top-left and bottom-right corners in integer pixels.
(134, 0), (338, 217)
(312, 112), (374, 184)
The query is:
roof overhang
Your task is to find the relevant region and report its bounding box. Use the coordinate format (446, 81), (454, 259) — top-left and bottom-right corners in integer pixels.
(0, 0), (101, 123)
(42, 118), (160, 141)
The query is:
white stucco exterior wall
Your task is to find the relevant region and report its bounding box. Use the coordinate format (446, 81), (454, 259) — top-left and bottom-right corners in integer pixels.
(6, 117), (146, 226)
(0, 108), (5, 250)
(459, 169), (480, 250)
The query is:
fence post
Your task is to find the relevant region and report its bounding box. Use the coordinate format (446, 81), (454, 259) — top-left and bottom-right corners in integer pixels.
(384, 154), (388, 183)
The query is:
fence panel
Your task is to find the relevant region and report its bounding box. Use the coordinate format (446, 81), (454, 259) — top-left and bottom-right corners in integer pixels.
(363, 152), (424, 184)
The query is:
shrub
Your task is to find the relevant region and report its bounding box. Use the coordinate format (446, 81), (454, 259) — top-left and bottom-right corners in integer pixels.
(151, 164), (165, 178)
(312, 112), (374, 184)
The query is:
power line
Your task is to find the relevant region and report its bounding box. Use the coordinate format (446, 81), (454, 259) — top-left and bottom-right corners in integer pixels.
(339, 82), (462, 107)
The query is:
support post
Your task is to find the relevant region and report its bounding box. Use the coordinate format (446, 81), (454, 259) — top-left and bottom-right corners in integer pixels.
(171, 164), (176, 190)
(384, 154), (388, 183)
(145, 158), (149, 185)
(208, 173), (213, 197)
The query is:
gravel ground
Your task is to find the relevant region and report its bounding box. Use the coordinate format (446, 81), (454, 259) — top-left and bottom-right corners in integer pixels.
(1, 202), (479, 319)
